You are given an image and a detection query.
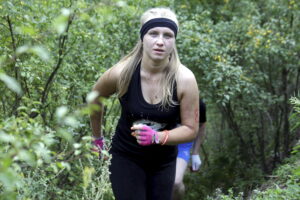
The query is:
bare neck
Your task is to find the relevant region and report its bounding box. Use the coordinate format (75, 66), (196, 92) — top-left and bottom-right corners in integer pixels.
(141, 58), (169, 74)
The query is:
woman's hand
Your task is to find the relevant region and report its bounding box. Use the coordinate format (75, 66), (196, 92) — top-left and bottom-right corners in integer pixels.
(92, 137), (104, 150)
(191, 154), (201, 172)
(131, 124), (159, 146)
(92, 137), (108, 159)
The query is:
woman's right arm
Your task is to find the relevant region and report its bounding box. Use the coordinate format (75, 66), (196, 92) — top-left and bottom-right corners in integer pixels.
(90, 64), (122, 138)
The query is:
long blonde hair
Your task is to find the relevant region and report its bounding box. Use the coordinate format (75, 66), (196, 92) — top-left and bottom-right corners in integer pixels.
(117, 7), (181, 108)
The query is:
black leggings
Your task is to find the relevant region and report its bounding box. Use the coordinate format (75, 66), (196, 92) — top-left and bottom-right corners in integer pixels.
(109, 153), (176, 200)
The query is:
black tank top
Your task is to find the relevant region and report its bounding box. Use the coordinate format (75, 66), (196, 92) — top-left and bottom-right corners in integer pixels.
(111, 63), (180, 163)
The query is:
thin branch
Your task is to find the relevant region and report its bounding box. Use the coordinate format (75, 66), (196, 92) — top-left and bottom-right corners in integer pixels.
(6, 15), (22, 115)
(6, 16), (17, 52)
(295, 68), (300, 93)
(41, 13), (75, 106)
(1, 96), (6, 116)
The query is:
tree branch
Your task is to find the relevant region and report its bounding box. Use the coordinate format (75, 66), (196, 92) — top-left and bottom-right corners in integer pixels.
(41, 13), (75, 110)
(6, 16), (17, 52)
(6, 15), (22, 115)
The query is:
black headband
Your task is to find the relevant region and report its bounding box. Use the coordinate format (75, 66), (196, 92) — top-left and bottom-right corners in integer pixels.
(140, 18), (178, 41)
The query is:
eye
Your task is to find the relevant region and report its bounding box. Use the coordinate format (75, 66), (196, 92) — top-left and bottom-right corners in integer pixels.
(164, 33), (174, 39)
(148, 31), (158, 37)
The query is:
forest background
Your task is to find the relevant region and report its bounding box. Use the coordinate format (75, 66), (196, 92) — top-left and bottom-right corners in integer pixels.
(0, 0), (300, 199)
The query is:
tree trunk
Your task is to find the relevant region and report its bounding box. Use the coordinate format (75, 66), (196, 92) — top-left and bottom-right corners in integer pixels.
(282, 68), (290, 157)
(257, 111), (267, 173)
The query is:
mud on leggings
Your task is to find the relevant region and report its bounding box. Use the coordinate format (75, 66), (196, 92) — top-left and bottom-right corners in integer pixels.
(109, 152), (176, 200)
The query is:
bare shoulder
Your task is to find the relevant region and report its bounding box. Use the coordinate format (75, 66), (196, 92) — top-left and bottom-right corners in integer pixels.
(92, 59), (128, 97)
(107, 59), (127, 79)
(177, 64), (198, 98)
(177, 64), (197, 83)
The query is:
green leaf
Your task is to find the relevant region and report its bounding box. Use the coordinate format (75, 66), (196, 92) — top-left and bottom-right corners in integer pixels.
(16, 25), (37, 36)
(0, 73), (22, 95)
(16, 45), (30, 55)
(86, 91), (99, 104)
(73, 143), (82, 149)
(57, 161), (71, 170)
(30, 46), (50, 61)
(41, 134), (56, 146)
(82, 167), (95, 189)
(18, 150), (36, 166)
(16, 45), (50, 61)
(64, 116), (79, 127)
(55, 106), (68, 118)
(0, 170), (19, 191)
(33, 142), (51, 163)
(57, 128), (73, 143)
(52, 8), (71, 34)
(0, 132), (16, 143)
(293, 167), (300, 176)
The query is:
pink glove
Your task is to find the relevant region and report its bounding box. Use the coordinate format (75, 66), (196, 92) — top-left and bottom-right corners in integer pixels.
(131, 125), (158, 146)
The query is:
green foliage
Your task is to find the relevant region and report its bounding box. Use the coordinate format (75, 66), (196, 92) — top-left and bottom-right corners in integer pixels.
(290, 96), (300, 136)
(0, 103), (114, 199)
(202, 96), (300, 199)
(209, 151), (300, 200)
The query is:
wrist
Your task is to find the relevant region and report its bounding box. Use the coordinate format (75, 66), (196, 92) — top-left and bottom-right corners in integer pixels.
(160, 130), (169, 145)
(93, 136), (103, 140)
(157, 132), (164, 144)
(156, 131), (168, 145)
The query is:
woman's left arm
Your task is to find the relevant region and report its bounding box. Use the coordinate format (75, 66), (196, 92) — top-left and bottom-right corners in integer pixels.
(161, 66), (199, 145)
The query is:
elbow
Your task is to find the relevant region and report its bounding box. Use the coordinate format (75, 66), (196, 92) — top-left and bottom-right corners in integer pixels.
(191, 126), (198, 140)
(180, 123), (199, 142)
(186, 125), (198, 142)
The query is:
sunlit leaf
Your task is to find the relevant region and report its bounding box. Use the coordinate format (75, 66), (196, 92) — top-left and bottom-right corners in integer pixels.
(73, 143), (82, 149)
(41, 134), (56, 146)
(116, 1), (127, 7)
(0, 170), (20, 191)
(52, 8), (71, 34)
(82, 167), (95, 189)
(0, 73), (22, 95)
(33, 142), (51, 163)
(57, 161), (71, 170)
(30, 46), (50, 61)
(86, 91), (99, 104)
(64, 116), (79, 127)
(16, 25), (36, 36)
(74, 150), (81, 155)
(0, 132), (15, 143)
(16, 45), (30, 55)
(55, 106), (68, 118)
(18, 150), (36, 166)
(57, 129), (73, 143)
(0, 55), (6, 67)
(16, 45), (50, 61)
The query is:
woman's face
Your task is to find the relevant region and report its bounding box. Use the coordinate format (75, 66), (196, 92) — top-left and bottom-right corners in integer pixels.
(142, 27), (175, 62)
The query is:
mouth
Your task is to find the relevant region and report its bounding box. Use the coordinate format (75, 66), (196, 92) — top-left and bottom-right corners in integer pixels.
(153, 49), (165, 53)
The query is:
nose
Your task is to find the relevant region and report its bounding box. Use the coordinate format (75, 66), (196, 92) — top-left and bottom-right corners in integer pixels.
(156, 35), (164, 46)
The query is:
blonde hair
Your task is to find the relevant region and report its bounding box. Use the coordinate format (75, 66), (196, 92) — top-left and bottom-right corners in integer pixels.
(117, 7), (181, 109)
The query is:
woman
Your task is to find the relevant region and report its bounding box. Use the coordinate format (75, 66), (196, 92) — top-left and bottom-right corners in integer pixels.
(90, 7), (199, 200)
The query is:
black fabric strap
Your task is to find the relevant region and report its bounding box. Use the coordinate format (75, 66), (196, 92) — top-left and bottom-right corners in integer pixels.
(140, 18), (178, 41)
